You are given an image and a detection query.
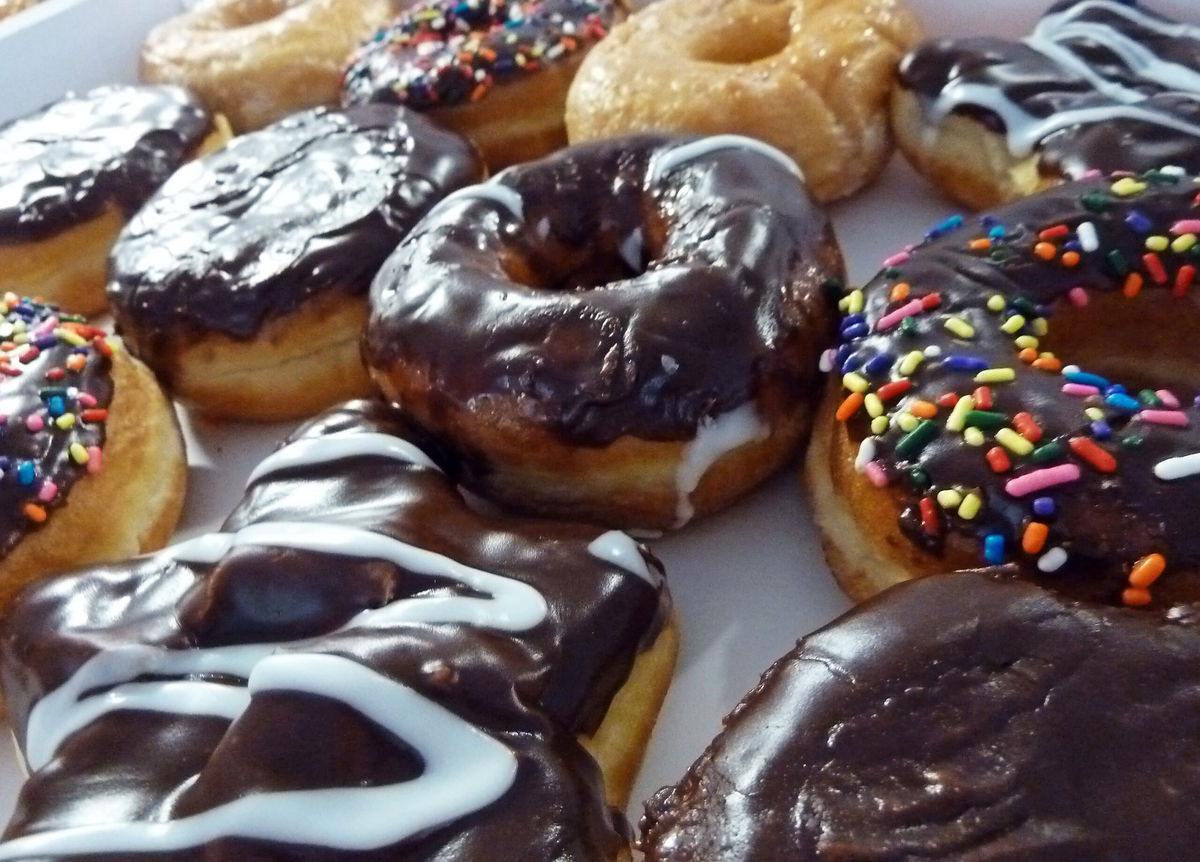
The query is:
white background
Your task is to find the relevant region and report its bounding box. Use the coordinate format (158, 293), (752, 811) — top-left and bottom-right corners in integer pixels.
(0, 0), (1197, 845)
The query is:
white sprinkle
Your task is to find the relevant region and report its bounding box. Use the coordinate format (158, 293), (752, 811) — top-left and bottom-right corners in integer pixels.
(1062, 364), (1081, 375)
(819, 349), (836, 373)
(1037, 547), (1068, 573)
(1161, 165), (1187, 176)
(1154, 452), (1200, 481)
(924, 345), (942, 358)
(855, 438), (877, 473)
(1076, 221), (1099, 252)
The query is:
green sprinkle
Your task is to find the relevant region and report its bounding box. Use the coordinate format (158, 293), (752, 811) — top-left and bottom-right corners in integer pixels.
(1031, 441), (1067, 464)
(1081, 192), (1113, 211)
(896, 420), (938, 460)
(1106, 249), (1129, 276)
(965, 410), (1008, 429)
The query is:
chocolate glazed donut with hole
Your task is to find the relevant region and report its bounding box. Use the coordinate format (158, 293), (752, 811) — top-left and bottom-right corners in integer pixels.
(365, 134), (843, 530)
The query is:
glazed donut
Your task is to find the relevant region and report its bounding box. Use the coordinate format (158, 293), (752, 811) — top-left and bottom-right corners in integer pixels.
(0, 400), (677, 861)
(342, 0), (626, 169)
(140, 0), (398, 132)
(0, 295), (185, 619)
(564, 0), (921, 203)
(807, 169), (1200, 609)
(643, 569), (1200, 861)
(894, 0), (1200, 209)
(0, 0), (39, 23)
(108, 104), (483, 422)
(0, 85), (218, 314)
(366, 135), (842, 530)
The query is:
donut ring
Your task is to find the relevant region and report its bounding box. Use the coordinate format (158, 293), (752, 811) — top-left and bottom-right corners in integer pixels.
(894, 0), (1200, 208)
(140, 0), (398, 131)
(366, 135), (842, 530)
(564, 0), (921, 202)
(342, 0), (625, 169)
(807, 169), (1200, 609)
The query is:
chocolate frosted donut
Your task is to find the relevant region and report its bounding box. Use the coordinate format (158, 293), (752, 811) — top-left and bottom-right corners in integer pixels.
(642, 570), (1200, 861)
(366, 134), (842, 529)
(808, 169), (1200, 608)
(0, 84), (214, 313)
(894, 0), (1200, 207)
(109, 104), (484, 421)
(0, 400), (676, 860)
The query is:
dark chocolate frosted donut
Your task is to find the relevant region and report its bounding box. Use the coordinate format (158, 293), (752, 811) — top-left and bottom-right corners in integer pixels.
(108, 104), (484, 421)
(642, 570), (1200, 861)
(893, 0), (1200, 207)
(0, 400), (675, 860)
(366, 134), (842, 529)
(808, 169), (1200, 608)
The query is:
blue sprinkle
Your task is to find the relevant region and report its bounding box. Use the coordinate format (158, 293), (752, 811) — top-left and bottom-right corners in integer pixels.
(988, 225), (1006, 239)
(984, 534), (1005, 565)
(835, 343), (854, 364)
(841, 322), (868, 341)
(33, 335), (57, 350)
(1063, 240), (1082, 252)
(841, 354), (865, 374)
(1090, 420), (1112, 439)
(980, 214), (998, 227)
(16, 461), (34, 486)
(1033, 496), (1056, 518)
(840, 314), (866, 332)
(47, 397), (64, 418)
(926, 214), (964, 239)
(1124, 210), (1152, 233)
(1106, 383), (1127, 395)
(942, 355), (989, 372)
(1106, 392), (1140, 412)
(864, 354), (893, 376)
(1064, 370), (1109, 389)
(0, 457), (10, 471)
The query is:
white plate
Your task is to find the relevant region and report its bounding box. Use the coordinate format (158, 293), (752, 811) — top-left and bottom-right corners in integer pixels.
(0, 0), (1196, 846)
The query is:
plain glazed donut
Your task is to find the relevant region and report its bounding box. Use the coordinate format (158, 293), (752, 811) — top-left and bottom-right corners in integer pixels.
(140, 0), (398, 132)
(366, 135), (843, 530)
(894, 0), (1200, 209)
(564, 0), (921, 202)
(0, 400), (677, 861)
(643, 569), (1200, 861)
(108, 104), (483, 422)
(342, 0), (626, 169)
(807, 169), (1200, 609)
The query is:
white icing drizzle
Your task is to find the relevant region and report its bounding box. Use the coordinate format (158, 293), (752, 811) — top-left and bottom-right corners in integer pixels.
(931, 0), (1200, 159)
(427, 180), (524, 222)
(647, 135), (804, 185)
(587, 531), (659, 586)
(618, 227), (644, 273)
(673, 403), (768, 527)
(246, 431), (439, 486)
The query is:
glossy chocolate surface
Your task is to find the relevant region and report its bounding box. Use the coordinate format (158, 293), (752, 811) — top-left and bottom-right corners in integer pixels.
(830, 173), (1200, 605)
(0, 400), (668, 860)
(899, 0), (1200, 178)
(107, 105), (483, 349)
(366, 135), (841, 446)
(643, 570), (1200, 861)
(0, 84), (209, 243)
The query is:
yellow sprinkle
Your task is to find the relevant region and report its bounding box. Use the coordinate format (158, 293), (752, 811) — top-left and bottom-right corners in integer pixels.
(1014, 335), (1039, 350)
(1173, 233), (1197, 254)
(964, 427), (986, 446)
(898, 350), (924, 376)
(845, 289), (864, 314)
(1145, 235), (1169, 252)
(842, 372), (869, 393)
(946, 394), (975, 432)
(958, 492), (982, 520)
(1085, 407), (1105, 421)
(996, 427), (1034, 455)
(55, 414), (75, 430)
(1000, 314), (1026, 334)
(1039, 351), (1056, 360)
(974, 367), (1016, 384)
(1031, 318), (1048, 336)
(105, 336), (124, 354)
(864, 393), (884, 418)
(936, 489), (963, 509)
(896, 412), (919, 432)
(69, 443), (89, 464)
(986, 295), (1006, 312)
(871, 415), (889, 435)
(1111, 177), (1147, 196)
(54, 328), (87, 347)
(944, 316), (975, 339)
(12, 333), (28, 345)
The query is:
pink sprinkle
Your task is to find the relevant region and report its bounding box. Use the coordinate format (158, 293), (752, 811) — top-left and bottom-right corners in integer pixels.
(32, 316), (58, 337)
(1139, 410), (1189, 427)
(883, 251), (911, 267)
(1062, 383), (1099, 397)
(1156, 389), (1181, 409)
(864, 461), (890, 488)
(1068, 287), (1089, 307)
(1080, 169), (1103, 179)
(77, 392), (97, 408)
(875, 299), (924, 331)
(86, 446), (102, 475)
(37, 481), (57, 502)
(1172, 219), (1200, 235)
(1005, 464), (1082, 498)
(1, 366), (22, 377)
(24, 414), (43, 432)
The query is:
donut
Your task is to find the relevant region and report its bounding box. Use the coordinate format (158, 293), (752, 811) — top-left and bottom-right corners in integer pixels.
(0, 400), (677, 861)
(0, 0), (40, 22)
(342, 0), (626, 169)
(807, 169), (1200, 609)
(642, 569), (1200, 861)
(108, 104), (484, 422)
(0, 294), (185, 618)
(0, 84), (219, 314)
(894, 0), (1200, 209)
(564, 0), (921, 203)
(365, 135), (843, 530)
(140, 0), (398, 132)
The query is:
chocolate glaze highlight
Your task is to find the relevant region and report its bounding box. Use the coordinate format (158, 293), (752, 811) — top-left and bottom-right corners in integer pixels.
(0, 400), (669, 860)
(0, 84), (210, 243)
(366, 134), (840, 446)
(643, 570), (1200, 861)
(107, 105), (483, 347)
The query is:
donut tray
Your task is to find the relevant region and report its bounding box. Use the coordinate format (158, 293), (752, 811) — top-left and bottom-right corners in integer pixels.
(0, 0), (1197, 844)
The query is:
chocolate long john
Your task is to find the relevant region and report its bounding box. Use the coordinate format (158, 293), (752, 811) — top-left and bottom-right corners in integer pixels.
(0, 401), (673, 860)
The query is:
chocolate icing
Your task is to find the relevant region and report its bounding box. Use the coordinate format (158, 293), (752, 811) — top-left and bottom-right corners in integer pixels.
(0, 85), (210, 243)
(0, 400), (669, 860)
(0, 299), (112, 560)
(829, 172), (1200, 605)
(107, 105), (483, 351)
(642, 570), (1200, 861)
(899, 0), (1200, 179)
(366, 134), (840, 447)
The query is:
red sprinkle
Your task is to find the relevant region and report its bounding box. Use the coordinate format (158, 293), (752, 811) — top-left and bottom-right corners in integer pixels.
(972, 386), (993, 410)
(1068, 436), (1117, 473)
(1175, 264), (1196, 297)
(919, 497), (940, 536)
(876, 379), (913, 401)
(1143, 252), (1168, 285)
(1038, 224), (1069, 240)
(936, 393), (959, 407)
(986, 446), (1012, 473)
(1012, 412), (1043, 442)
(44, 368), (64, 381)
(81, 409), (108, 423)
(92, 336), (113, 358)
(920, 293), (942, 310)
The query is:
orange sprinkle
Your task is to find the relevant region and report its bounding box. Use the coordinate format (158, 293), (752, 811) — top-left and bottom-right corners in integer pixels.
(65, 354), (86, 372)
(1129, 553), (1166, 589)
(1022, 522), (1049, 555)
(1018, 347), (1038, 362)
(889, 282), (911, 302)
(1033, 242), (1056, 261)
(23, 503), (46, 524)
(1060, 250), (1080, 268)
(1032, 356), (1063, 372)
(909, 400), (938, 419)
(1123, 272), (1143, 298)
(836, 392), (864, 422)
(968, 238), (991, 251)
(1122, 587), (1152, 607)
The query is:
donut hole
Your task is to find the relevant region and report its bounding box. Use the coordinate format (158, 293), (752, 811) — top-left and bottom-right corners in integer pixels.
(504, 227), (656, 292)
(688, 6), (791, 65)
